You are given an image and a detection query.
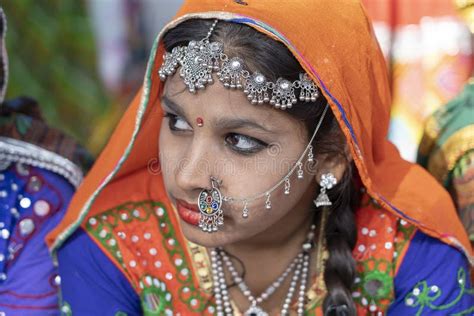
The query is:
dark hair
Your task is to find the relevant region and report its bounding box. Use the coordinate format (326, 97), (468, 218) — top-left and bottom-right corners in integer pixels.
(163, 19), (358, 316)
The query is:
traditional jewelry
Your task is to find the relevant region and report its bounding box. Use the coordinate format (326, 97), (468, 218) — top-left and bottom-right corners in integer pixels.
(314, 173), (337, 207)
(158, 20), (320, 110)
(225, 104), (329, 219)
(196, 117), (204, 127)
(160, 20), (329, 219)
(198, 104), (327, 222)
(220, 250), (302, 316)
(210, 213), (324, 316)
(198, 176), (224, 232)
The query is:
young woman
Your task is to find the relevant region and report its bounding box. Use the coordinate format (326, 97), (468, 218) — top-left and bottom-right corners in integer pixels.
(48, 1), (473, 315)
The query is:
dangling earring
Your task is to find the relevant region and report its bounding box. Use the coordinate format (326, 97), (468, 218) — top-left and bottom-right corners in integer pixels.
(314, 173), (337, 208)
(198, 176), (224, 232)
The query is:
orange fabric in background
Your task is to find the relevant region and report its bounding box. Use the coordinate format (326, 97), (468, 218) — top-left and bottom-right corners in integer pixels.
(363, 0), (459, 25)
(47, 0), (472, 263)
(362, 1), (474, 163)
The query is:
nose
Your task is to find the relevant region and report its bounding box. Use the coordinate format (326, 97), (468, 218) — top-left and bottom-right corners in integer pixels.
(175, 139), (215, 194)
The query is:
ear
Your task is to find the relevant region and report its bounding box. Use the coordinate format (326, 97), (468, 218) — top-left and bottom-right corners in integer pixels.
(314, 144), (352, 184)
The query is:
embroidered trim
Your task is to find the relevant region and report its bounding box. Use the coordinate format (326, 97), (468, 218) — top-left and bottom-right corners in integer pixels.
(139, 275), (172, 315)
(60, 301), (72, 316)
(352, 258), (394, 312)
(0, 137), (83, 188)
(393, 219), (417, 274)
(85, 201), (212, 314)
(185, 241), (214, 294)
(404, 267), (474, 316)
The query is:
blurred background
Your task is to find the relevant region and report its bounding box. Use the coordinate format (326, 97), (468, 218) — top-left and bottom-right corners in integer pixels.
(2, 0), (182, 154)
(2, 0), (473, 159)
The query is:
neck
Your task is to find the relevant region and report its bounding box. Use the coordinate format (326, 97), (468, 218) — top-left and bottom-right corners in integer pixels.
(217, 199), (318, 313)
(226, 181), (318, 254)
(203, 178), (322, 314)
(225, 209), (313, 256)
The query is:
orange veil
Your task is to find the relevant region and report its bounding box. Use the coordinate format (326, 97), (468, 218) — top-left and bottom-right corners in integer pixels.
(47, 0), (472, 265)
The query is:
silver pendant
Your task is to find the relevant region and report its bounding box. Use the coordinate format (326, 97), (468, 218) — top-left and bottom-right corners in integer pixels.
(218, 57), (246, 89)
(158, 46), (182, 80)
(270, 78), (297, 110)
(244, 72), (270, 105)
(314, 188), (332, 207)
(198, 179), (223, 232)
(298, 73), (319, 102)
(244, 305), (268, 316)
(179, 41), (214, 93)
(314, 173), (337, 207)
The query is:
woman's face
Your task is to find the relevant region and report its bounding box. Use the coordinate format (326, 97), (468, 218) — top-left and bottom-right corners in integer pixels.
(159, 73), (322, 247)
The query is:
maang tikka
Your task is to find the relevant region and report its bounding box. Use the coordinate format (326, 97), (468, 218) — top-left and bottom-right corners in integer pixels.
(158, 20), (320, 110)
(198, 176), (224, 232)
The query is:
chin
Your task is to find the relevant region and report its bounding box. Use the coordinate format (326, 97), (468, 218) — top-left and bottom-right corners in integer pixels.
(179, 219), (239, 248)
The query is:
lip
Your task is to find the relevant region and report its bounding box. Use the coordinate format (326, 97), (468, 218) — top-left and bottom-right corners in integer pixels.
(176, 199), (200, 226)
(177, 199), (199, 212)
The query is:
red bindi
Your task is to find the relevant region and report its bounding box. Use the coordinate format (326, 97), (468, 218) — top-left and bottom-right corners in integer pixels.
(196, 117), (204, 127)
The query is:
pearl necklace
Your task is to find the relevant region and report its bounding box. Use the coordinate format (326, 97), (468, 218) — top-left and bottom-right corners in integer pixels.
(210, 224), (316, 316)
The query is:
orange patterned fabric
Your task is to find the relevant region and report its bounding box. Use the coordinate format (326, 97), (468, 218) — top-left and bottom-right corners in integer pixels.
(351, 193), (417, 314)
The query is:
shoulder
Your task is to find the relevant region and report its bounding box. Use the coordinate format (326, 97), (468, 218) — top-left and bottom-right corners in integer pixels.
(57, 227), (142, 316)
(74, 200), (213, 315)
(351, 199), (473, 315)
(388, 230), (473, 315)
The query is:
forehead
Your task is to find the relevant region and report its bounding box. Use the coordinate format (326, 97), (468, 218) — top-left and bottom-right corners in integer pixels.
(162, 72), (305, 133)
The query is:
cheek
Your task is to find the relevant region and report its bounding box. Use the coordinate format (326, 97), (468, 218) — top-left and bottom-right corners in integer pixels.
(227, 169), (313, 222)
(223, 150), (311, 217)
(222, 142), (303, 202)
(158, 125), (183, 186)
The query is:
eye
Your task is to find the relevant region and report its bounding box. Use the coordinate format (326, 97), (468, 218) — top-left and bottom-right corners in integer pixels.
(225, 133), (268, 154)
(164, 113), (192, 132)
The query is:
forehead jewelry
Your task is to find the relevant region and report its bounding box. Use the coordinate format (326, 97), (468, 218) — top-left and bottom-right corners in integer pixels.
(158, 19), (320, 110)
(198, 176), (224, 232)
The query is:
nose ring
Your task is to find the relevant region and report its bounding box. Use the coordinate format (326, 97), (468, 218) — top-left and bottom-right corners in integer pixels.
(198, 176), (224, 232)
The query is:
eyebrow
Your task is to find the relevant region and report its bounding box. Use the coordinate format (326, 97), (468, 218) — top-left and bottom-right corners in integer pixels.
(161, 94), (275, 133)
(161, 95), (187, 118)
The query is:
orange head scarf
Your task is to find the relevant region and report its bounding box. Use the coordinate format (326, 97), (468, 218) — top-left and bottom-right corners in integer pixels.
(47, 0), (472, 264)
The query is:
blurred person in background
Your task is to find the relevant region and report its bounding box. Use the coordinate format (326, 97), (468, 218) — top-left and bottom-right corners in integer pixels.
(1, 1), (112, 155)
(417, 0), (474, 246)
(0, 7), (93, 315)
(418, 79), (474, 245)
(363, 0), (474, 162)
